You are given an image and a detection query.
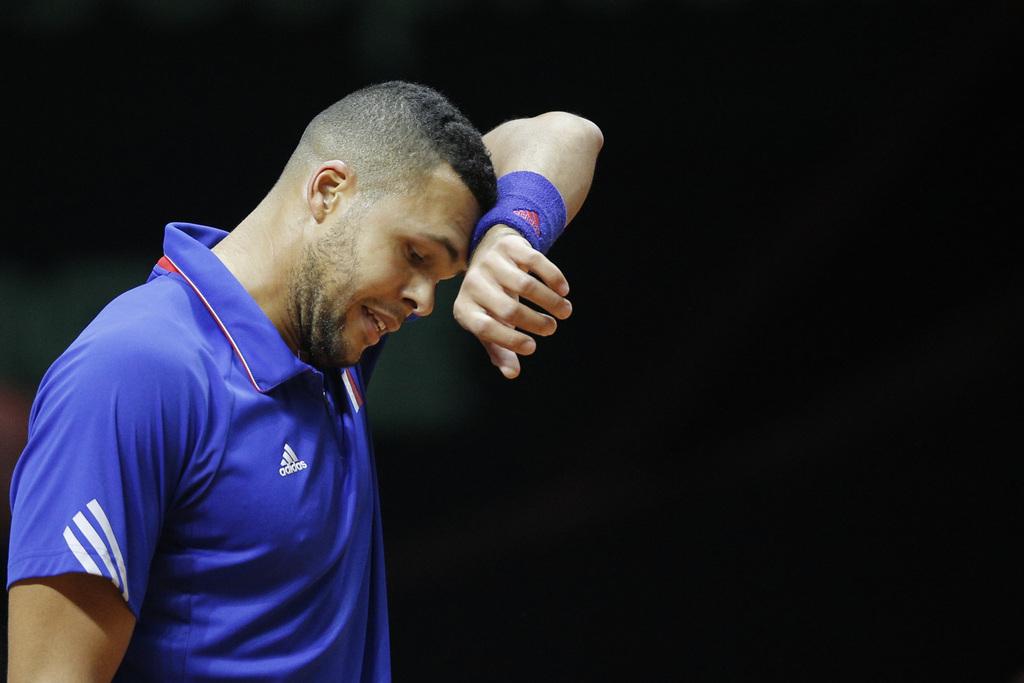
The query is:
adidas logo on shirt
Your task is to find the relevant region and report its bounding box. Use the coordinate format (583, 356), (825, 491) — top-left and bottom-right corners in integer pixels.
(279, 443), (308, 477)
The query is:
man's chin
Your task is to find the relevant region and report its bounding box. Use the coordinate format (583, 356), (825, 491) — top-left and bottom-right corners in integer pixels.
(305, 338), (362, 371)
(310, 352), (361, 371)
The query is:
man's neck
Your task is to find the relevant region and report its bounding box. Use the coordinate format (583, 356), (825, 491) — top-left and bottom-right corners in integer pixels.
(212, 200), (302, 355)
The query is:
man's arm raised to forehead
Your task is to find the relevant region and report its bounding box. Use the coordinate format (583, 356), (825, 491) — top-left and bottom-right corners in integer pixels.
(481, 111), (604, 225)
(454, 111), (603, 379)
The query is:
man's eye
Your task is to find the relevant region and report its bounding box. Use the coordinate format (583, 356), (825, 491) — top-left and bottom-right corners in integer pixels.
(409, 248), (425, 264)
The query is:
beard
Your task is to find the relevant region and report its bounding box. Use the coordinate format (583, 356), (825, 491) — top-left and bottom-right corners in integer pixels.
(289, 213), (362, 370)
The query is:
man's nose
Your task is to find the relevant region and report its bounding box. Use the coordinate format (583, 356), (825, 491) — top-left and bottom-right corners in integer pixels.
(402, 276), (435, 318)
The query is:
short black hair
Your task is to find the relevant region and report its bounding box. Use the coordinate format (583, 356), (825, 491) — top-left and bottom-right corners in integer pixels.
(291, 80), (497, 212)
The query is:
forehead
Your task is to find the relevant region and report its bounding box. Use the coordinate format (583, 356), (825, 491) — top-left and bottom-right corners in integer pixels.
(390, 164), (479, 245)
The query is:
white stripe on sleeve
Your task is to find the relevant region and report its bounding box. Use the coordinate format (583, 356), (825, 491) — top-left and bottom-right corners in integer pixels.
(72, 512), (121, 590)
(86, 499), (130, 603)
(62, 526), (103, 577)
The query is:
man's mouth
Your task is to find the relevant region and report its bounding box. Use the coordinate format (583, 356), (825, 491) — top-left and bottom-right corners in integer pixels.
(361, 306), (402, 346)
(363, 306), (387, 334)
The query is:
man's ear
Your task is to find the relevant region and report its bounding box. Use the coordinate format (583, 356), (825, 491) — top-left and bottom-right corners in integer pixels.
(306, 160), (355, 222)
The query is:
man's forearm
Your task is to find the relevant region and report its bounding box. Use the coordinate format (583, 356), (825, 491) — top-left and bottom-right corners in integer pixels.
(8, 575), (135, 682)
(482, 111), (604, 224)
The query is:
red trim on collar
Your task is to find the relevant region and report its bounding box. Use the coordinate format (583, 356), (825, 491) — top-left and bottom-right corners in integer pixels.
(156, 255), (176, 273)
(156, 255), (264, 393)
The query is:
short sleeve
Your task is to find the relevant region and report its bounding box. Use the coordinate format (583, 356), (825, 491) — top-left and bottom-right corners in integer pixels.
(6, 321), (203, 617)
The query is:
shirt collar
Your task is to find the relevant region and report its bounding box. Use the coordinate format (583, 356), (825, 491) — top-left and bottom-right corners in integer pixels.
(157, 222), (312, 392)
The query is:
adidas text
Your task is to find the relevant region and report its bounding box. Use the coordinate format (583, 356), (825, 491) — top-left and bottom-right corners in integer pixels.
(279, 461), (308, 476)
(279, 443), (308, 477)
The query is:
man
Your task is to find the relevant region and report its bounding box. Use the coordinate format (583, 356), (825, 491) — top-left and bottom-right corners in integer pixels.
(6, 81), (602, 681)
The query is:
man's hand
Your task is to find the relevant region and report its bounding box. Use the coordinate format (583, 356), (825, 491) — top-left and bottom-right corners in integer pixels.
(453, 226), (572, 379)
(456, 110), (600, 378)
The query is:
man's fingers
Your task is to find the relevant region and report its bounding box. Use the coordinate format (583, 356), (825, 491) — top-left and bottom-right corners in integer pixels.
(482, 341), (521, 379)
(454, 233), (577, 378)
(463, 275), (561, 338)
(487, 258), (572, 322)
(517, 249), (570, 298)
(486, 233), (570, 298)
(461, 308), (537, 356)
(516, 272), (573, 322)
(512, 306), (559, 338)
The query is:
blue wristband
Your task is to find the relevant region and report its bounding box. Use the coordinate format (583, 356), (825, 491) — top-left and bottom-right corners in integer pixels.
(469, 171), (567, 256)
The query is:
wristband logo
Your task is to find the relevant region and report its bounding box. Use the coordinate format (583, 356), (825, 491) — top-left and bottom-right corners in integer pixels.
(512, 209), (542, 238)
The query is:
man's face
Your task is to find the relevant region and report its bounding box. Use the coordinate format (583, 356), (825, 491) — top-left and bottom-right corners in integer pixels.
(293, 164), (479, 369)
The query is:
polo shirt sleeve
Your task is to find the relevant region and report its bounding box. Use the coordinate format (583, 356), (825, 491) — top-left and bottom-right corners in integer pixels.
(7, 322), (203, 617)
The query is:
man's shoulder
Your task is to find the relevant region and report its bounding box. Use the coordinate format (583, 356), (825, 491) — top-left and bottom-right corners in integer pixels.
(51, 276), (216, 393)
(103, 272), (198, 328)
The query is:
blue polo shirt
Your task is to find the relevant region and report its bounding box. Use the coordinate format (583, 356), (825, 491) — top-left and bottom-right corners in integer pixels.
(7, 223), (391, 682)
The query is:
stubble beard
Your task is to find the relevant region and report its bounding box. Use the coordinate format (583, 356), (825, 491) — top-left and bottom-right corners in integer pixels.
(290, 218), (361, 370)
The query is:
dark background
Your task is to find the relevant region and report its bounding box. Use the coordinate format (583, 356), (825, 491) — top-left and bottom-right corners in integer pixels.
(2, 1), (1022, 681)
